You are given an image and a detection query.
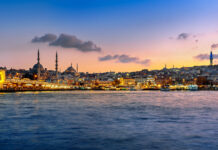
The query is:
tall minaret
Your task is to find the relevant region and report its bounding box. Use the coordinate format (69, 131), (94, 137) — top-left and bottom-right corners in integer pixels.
(55, 51), (58, 79)
(210, 51), (213, 66)
(164, 64), (167, 69)
(37, 49), (40, 80)
(76, 63), (78, 73)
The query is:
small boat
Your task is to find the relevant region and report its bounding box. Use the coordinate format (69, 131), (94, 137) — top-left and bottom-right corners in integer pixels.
(121, 87), (128, 90)
(85, 87), (92, 90)
(160, 85), (170, 91)
(130, 87), (137, 91)
(188, 85), (198, 91)
(79, 87), (85, 90)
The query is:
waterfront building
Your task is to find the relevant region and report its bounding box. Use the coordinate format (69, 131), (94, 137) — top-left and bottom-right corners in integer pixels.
(95, 80), (113, 87)
(135, 78), (147, 89)
(145, 75), (156, 86)
(119, 77), (136, 87)
(0, 70), (6, 88)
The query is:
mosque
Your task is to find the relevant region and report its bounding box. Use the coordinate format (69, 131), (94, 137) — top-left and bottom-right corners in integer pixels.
(30, 50), (78, 80)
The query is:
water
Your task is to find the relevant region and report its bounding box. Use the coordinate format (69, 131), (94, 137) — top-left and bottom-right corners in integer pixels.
(0, 91), (218, 150)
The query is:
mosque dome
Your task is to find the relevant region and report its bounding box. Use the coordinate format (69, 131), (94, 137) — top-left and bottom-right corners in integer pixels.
(65, 64), (77, 73)
(32, 63), (44, 73)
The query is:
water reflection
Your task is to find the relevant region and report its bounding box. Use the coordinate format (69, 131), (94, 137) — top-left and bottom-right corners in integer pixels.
(0, 91), (218, 150)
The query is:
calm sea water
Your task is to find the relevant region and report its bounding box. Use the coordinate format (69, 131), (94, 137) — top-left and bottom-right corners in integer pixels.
(0, 91), (218, 150)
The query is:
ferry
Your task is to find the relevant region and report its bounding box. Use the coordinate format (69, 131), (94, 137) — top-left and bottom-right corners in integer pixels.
(187, 85), (198, 91)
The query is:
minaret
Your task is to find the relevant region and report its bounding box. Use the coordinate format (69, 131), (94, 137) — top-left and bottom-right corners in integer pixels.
(55, 51), (58, 79)
(76, 63), (78, 73)
(55, 51), (58, 80)
(164, 64), (167, 70)
(37, 49), (40, 80)
(210, 51), (213, 66)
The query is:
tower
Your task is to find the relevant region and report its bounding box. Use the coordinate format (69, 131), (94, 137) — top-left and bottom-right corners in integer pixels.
(76, 63), (78, 73)
(163, 64), (167, 70)
(37, 49), (40, 80)
(210, 51), (213, 66)
(55, 51), (58, 79)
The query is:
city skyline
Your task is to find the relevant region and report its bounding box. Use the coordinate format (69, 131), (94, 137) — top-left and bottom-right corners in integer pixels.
(1, 0), (218, 72)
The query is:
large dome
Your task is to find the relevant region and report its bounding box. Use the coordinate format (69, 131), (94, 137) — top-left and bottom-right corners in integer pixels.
(32, 63), (44, 73)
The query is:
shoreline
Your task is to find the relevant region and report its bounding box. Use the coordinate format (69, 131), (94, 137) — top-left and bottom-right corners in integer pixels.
(0, 88), (217, 93)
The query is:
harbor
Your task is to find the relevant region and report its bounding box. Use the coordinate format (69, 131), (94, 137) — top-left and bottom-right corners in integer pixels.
(0, 77), (217, 92)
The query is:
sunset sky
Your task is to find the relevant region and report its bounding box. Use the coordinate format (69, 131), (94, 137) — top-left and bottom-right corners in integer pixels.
(0, 0), (218, 72)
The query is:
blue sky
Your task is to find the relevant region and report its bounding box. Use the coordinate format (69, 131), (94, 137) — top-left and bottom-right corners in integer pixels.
(0, 0), (218, 72)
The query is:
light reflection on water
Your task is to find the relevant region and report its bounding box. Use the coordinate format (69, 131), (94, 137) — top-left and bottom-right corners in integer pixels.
(0, 91), (218, 150)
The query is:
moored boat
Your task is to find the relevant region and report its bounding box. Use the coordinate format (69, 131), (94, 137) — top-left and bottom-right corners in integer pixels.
(188, 85), (198, 91)
(160, 85), (170, 91)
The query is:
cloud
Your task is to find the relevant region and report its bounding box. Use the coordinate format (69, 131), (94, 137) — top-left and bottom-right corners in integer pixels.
(177, 33), (190, 40)
(99, 54), (151, 66)
(118, 55), (139, 63)
(139, 59), (151, 65)
(31, 33), (101, 53)
(171, 32), (202, 42)
(49, 34), (101, 52)
(194, 53), (218, 60)
(99, 55), (118, 61)
(32, 34), (57, 43)
(211, 44), (218, 49)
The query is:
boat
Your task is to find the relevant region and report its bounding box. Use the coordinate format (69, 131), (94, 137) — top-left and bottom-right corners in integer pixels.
(130, 87), (137, 91)
(188, 85), (198, 91)
(160, 85), (170, 91)
(85, 87), (92, 90)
